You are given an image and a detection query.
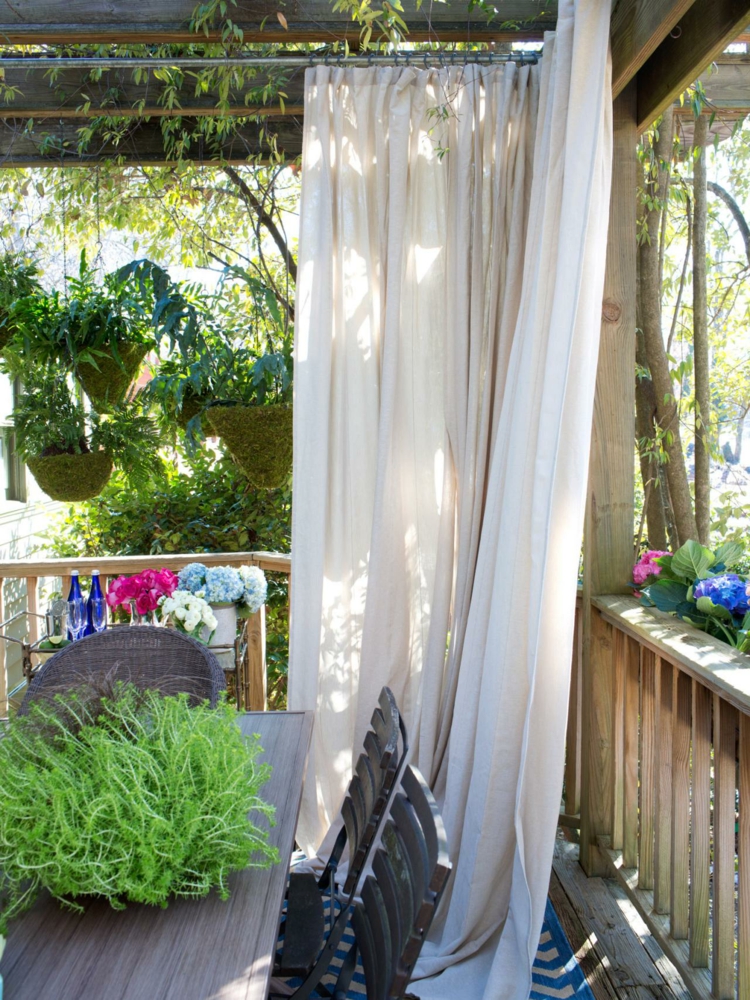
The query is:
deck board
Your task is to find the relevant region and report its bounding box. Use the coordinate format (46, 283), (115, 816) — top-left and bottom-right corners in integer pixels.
(551, 838), (691, 1000)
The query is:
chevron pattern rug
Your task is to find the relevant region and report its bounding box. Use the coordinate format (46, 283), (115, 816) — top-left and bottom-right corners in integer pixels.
(278, 897), (594, 999)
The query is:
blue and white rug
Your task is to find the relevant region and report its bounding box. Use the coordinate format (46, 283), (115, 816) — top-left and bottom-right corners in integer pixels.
(278, 897), (594, 999)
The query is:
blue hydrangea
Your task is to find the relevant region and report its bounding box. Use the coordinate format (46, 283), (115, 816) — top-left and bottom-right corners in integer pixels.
(178, 563), (207, 594)
(204, 566), (245, 605)
(240, 566), (268, 614)
(693, 574), (749, 617)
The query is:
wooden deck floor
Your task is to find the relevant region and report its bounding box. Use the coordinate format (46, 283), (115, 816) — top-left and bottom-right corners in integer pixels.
(550, 838), (692, 1000)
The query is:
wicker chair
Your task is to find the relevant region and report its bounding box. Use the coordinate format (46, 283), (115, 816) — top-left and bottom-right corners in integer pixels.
(18, 626), (226, 715)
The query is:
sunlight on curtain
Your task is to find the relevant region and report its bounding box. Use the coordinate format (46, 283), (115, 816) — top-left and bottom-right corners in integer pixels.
(290, 2), (612, 994)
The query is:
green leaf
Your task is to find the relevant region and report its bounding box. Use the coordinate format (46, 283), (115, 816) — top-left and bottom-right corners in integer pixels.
(670, 540), (715, 582)
(695, 596), (732, 620)
(714, 541), (743, 570)
(642, 579), (689, 613)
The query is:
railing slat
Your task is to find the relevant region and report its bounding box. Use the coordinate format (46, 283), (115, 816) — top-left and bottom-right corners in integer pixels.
(690, 680), (711, 969)
(740, 713), (750, 1000)
(564, 602), (582, 817)
(26, 576), (39, 647)
(246, 607), (267, 712)
(654, 658), (673, 914)
(670, 669), (691, 940)
(623, 634), (640, 869)
(611, 628), (626, 850)
(713, 695), (738, 1000)
(639, 646), (656, 891)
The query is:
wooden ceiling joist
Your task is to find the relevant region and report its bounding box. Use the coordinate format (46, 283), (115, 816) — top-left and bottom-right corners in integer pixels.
(0, 0), (556, 44)
(635, 0), (750, 131)
(0, 116), (303, 166)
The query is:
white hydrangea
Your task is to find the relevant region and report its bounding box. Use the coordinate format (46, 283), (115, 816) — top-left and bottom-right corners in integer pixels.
(159, 589), (217, 640)
(239, 565), (268, 614)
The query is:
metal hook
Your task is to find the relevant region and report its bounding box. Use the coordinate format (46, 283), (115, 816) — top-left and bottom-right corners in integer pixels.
(488, 51), (494, 65)
(405, 51), (412, 67)
(519, 51), (525, 67)
(337, 51), (343, 66)
(324, 52), (331, 66)
(368, 51), (374, 67)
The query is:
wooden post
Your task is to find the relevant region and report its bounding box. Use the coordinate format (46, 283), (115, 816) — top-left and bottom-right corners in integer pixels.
(246, 607), (267, 711)
(580, 82), (637, 875)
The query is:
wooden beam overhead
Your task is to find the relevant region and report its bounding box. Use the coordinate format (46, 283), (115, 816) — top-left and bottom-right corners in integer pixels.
(4, 54), (750, 123)
(0, 0), (556, 44)
(0, 117), (303, 166)
(611, 0), (699, 99)
(636, 0), (750, 131)
(0, 65), (307, 118)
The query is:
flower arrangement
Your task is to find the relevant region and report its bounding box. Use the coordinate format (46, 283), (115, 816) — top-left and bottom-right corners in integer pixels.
(178, 563), (268, 615)
(159, 590), (218, 642)
(634, 539), (750, 651)
(107, 568), (179, 616)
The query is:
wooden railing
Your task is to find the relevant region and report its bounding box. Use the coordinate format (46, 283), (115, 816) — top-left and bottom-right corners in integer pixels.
(0, 550), (291, 716)
(572, 593), (750, 1000)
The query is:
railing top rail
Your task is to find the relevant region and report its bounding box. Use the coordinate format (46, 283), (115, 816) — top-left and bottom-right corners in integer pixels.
(594, 593), (750, 715)
(0, 551), (292, 578)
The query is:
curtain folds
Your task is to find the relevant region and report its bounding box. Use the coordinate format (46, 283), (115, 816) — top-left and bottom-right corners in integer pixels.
(290, 2), (612, 995)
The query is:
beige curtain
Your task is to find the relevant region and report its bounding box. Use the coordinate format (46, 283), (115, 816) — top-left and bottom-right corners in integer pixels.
(290, 2), (612, 995)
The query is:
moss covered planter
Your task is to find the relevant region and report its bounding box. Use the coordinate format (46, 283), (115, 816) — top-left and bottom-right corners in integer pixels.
(77, 343), (149, 412)
(207, 404), (293, 489)
(174, 389), (212, 431)
(27, 451), (114, 502)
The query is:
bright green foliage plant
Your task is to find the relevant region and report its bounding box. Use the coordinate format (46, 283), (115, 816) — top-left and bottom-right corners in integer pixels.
(0, 686), (279, 932)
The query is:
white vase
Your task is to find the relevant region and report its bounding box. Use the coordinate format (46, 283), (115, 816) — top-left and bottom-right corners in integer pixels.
(204, 603), (237, 671)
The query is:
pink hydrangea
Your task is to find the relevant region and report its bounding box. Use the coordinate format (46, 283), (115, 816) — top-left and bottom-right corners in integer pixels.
(632, 550), (670, 587)
(106, 568), (179, 615)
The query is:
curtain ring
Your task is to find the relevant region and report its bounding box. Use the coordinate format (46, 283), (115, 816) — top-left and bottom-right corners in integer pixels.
(488, 51), (494, 65)
(438, 52), (445, 68)
(368, 51), (374, 66)
(519, 51), (525, 67)
(337, 52), (343, 66)
(405, 51), (412, 66)
(325, 52), (330, 66)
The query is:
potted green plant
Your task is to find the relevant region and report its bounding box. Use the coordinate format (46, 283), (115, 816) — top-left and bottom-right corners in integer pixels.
(12, 368), (160, 502)
(6, 255), (200, 413)
(0, 252), (43, 352)
(0, 685), (279, 932)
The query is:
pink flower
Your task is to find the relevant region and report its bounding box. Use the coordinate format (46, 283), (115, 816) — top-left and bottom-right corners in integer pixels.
(106, 568), (179, 610)
(632, 550), (670, 587)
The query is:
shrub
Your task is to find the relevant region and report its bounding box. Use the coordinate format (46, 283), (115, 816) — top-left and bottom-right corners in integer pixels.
(0, 686), (279, 932)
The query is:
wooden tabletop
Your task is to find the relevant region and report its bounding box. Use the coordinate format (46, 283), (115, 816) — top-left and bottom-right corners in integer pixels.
(0, 710), (314, 1000)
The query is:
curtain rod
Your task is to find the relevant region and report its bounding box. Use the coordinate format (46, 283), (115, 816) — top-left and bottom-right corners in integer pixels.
(0, 51), (541, 71)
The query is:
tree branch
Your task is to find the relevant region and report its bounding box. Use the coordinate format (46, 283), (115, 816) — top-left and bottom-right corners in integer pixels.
(708, 180), (750, 268)
(222, 165), (297, 284)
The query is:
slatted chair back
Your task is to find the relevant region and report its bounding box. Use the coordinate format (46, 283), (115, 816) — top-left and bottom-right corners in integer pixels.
(19, 626), (226, 715)
(339, 686), (408, 895)
(336, 766), (451, 1000)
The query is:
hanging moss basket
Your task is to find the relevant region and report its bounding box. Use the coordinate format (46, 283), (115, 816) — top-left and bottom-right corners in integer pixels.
(175, 389), (213, 430)
(27, 451), (114, 502)
(77, 343), (149, 412)
(207, 404), (293, 489)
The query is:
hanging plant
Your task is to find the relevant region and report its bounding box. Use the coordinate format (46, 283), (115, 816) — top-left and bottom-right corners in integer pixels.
(0, 253), (43, 352)
(12, 368), (161, 503)
(206, 403), (293, 489)
(3, 254), (201, 413)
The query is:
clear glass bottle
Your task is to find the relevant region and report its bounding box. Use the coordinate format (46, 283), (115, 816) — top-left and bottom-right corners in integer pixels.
(67, 571), (85, 641)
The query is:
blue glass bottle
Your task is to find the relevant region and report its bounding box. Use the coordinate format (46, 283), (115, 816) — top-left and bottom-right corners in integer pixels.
(84, 570), (106, 636)
(67, 570), (85, 640)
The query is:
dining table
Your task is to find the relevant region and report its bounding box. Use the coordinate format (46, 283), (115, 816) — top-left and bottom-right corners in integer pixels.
(0, 710), (314, 1000)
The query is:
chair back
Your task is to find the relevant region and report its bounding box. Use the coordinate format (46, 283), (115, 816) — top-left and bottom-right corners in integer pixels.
(19, 626), (226, 715)
(343, 766), (452, 1000)
(340, 686), (408, 895)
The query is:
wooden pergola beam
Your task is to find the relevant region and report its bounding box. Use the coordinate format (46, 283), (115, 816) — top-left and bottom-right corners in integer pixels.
(0, 66), (307, 119)
(636, 0), (750, 131)
(611, 0), (699, 100)
(0, 116), (303, 166)
(0, 0), (556, 44)
(3, 53), (750, 128)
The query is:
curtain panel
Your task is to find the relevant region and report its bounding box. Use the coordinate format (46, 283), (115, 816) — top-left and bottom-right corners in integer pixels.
(290, 2), (612, 995)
